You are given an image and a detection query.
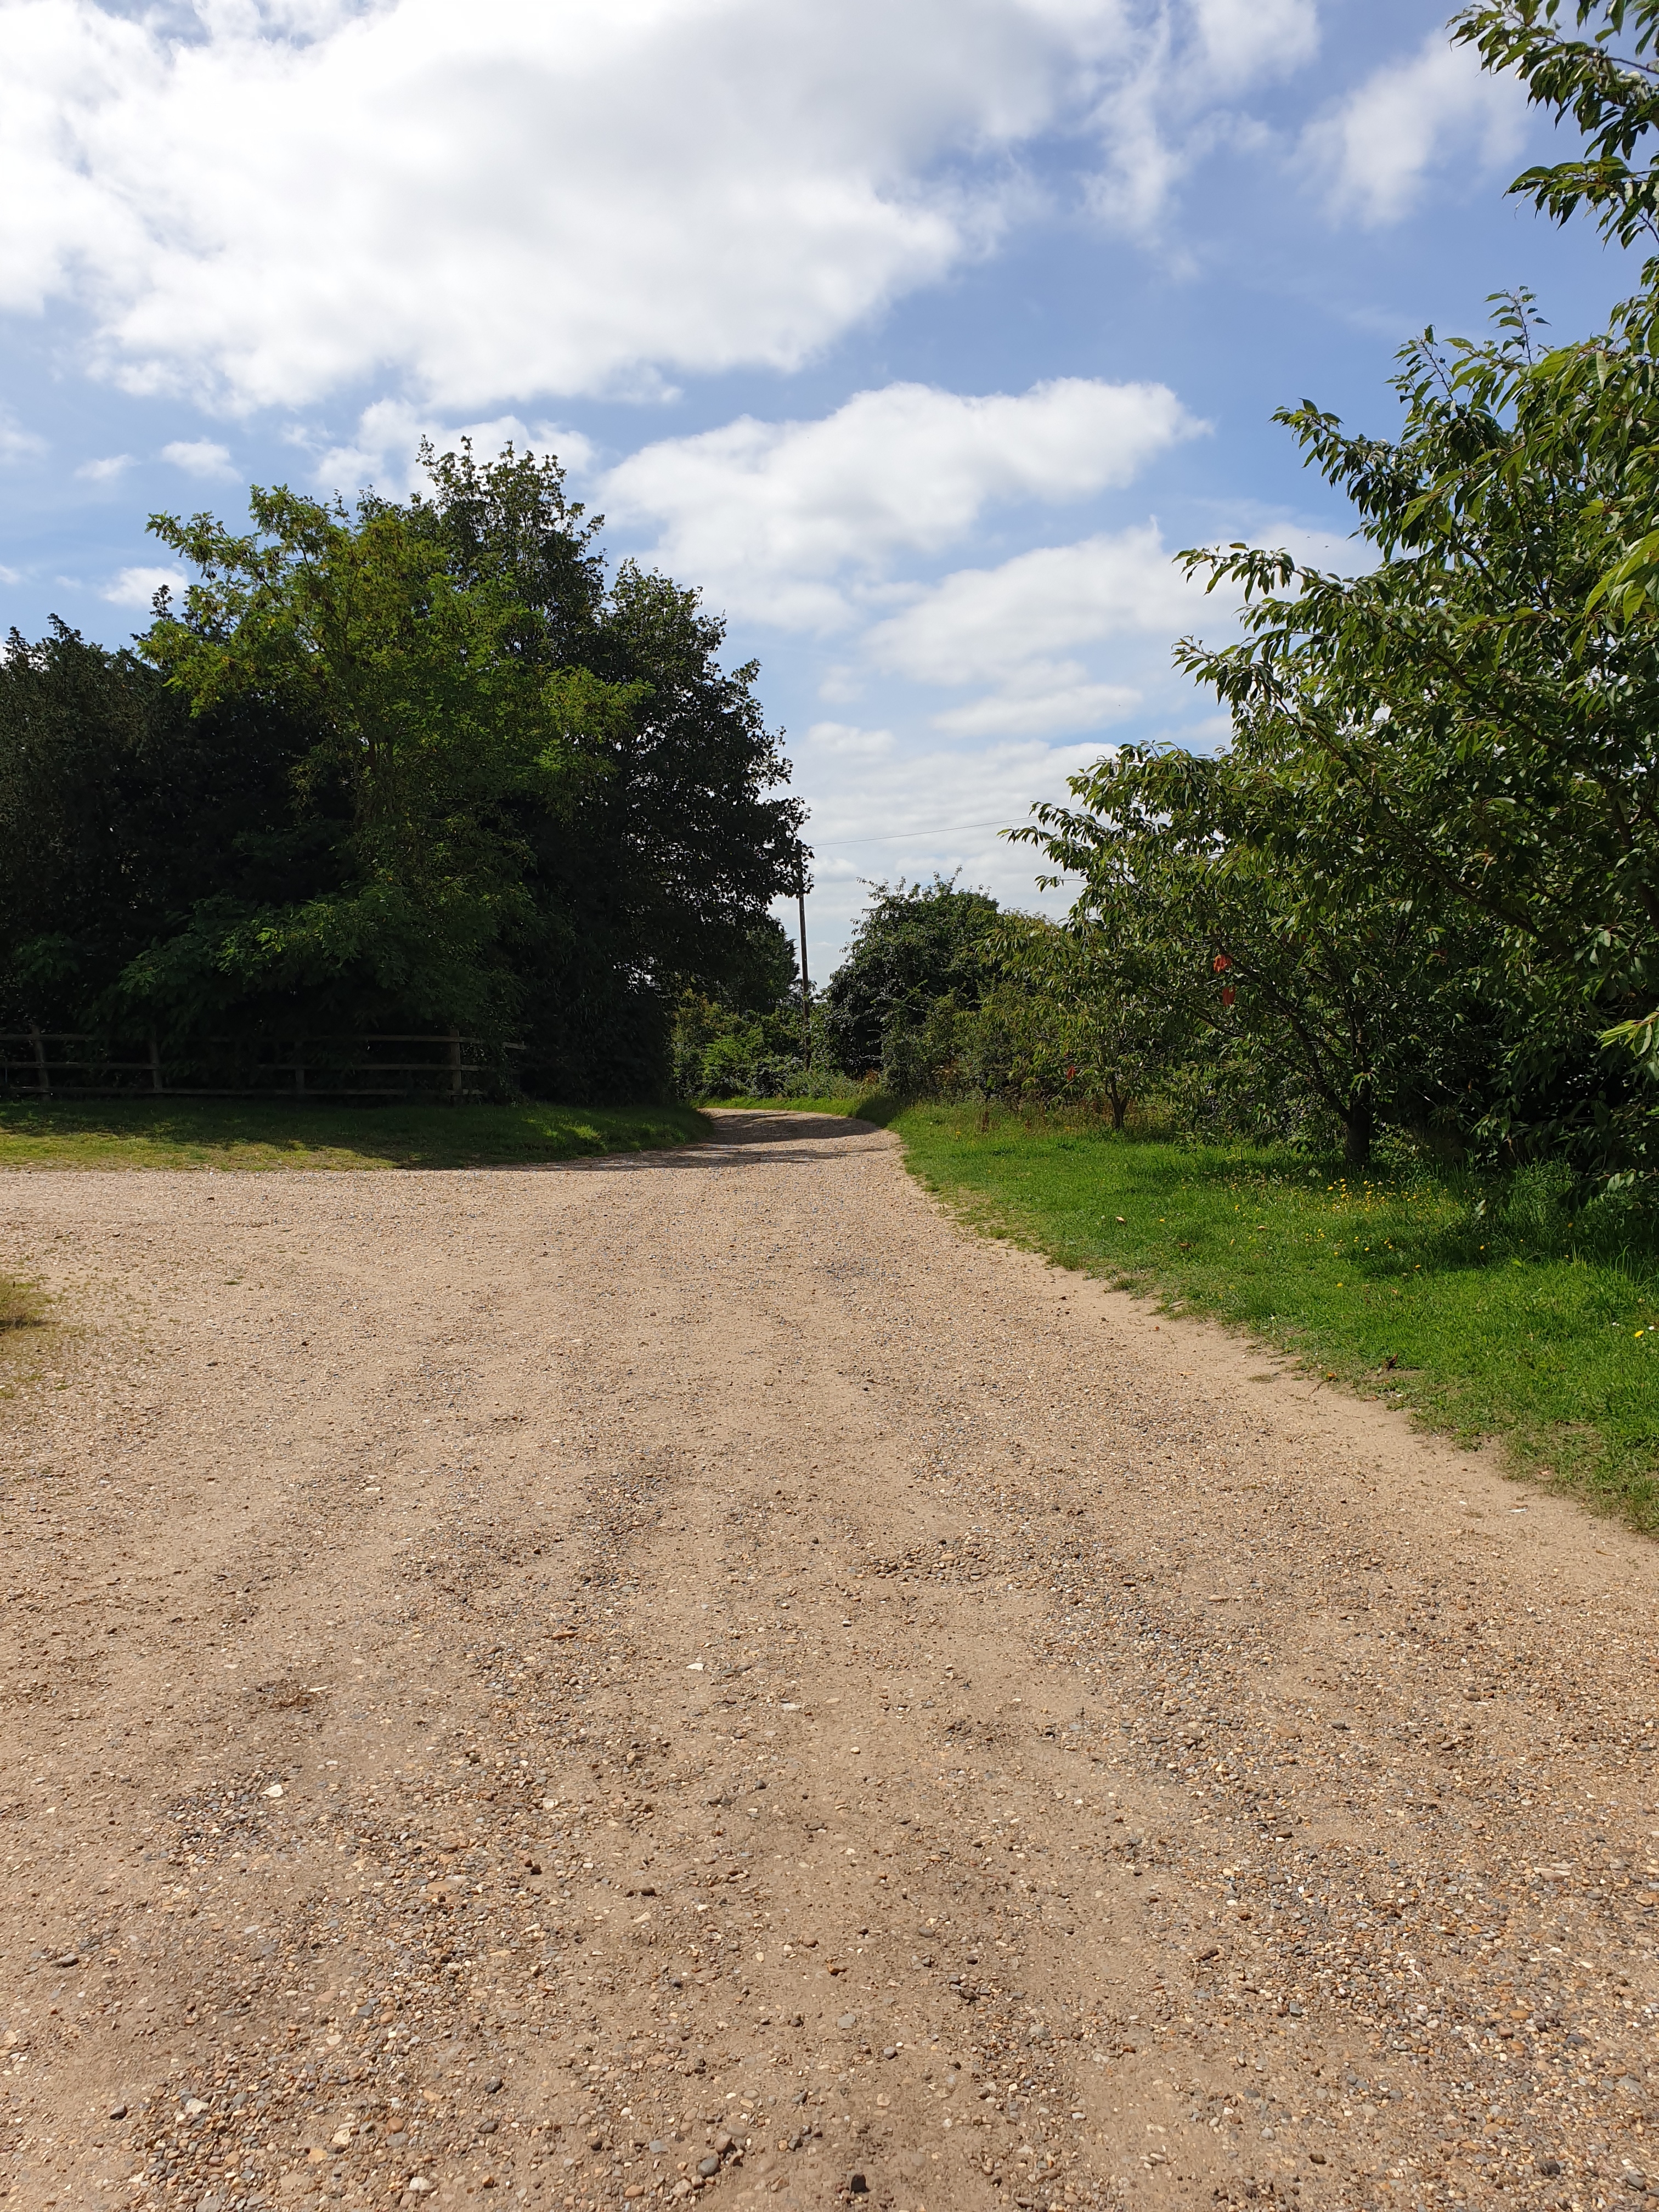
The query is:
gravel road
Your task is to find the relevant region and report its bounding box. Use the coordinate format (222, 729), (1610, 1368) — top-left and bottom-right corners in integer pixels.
(1, 1108), (1656, 2212)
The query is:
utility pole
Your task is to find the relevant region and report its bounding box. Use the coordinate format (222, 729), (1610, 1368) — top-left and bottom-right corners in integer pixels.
(795, 849), (812, 1065)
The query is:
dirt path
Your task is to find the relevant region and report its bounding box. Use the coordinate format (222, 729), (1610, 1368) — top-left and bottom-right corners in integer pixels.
(1, 1109), (1655, 2212)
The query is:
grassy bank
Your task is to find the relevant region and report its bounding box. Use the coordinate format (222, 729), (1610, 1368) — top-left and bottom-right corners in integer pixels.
(714, 1094), (883, 1119)
(0, 1098), (709, 1172)
(888, 1103), (1659, 1526)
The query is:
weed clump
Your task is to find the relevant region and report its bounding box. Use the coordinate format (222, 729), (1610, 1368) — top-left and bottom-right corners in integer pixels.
(0, 1275), (44, 1332)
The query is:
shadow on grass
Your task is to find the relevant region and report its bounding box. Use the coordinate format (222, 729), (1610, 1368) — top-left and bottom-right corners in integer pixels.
(0, 1098), (712, 1171)
(706, 1091), (905, 1127)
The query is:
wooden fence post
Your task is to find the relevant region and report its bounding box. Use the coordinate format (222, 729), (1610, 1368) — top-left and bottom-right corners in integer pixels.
(449, 1029), (464, 1104)
(148, 1031), (164, 1096)
(29, 1026), (50, 1100)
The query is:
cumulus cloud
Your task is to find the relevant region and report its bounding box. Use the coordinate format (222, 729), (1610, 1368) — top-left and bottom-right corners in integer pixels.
(862, 523), (1214, 739)
(871, 524), (1199, 674)
(75, 452), (132, 482)
(793, 729), (1113, 949)
(0, 0), (1087, 411)
(101, 563), (184, 607)
(1303, 31), (1524, 226)
(0, 0), (1328, 414)
(861, 519), (1370, 738)
(801, 733), (1105, 847)
(604, 378), (1204, 629)
(161, 437), (236, 478)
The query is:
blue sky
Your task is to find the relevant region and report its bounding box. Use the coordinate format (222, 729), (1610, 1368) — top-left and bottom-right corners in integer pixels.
(0, 0), (1635, 967)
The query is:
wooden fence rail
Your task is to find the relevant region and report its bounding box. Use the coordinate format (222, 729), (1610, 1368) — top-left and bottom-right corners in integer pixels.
(0, 1032), (511, 1103)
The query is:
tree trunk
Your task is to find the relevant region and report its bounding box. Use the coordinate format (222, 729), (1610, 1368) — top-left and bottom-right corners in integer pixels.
(1342, 1088), (1374, 1168)
(1108, 1080), (1130, 1131)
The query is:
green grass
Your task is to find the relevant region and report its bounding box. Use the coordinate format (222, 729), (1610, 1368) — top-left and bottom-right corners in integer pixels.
(0, 1097), (710, 1172)
(888, 1103), (1659, 1527)
(712, 1093), (887, 1118)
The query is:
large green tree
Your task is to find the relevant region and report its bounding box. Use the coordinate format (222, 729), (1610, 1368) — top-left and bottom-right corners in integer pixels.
(1018, 733), (1498, 1165)
(1173, 298), (1659, 1059)
(142, 483), (608, 1056)
(404, 445), (806, 1095)
(0, 444), (805, 1101)
(0, 621), (334, 1054)
(822, 877), (1002, 1077)
(978, 913), (1186, 1128)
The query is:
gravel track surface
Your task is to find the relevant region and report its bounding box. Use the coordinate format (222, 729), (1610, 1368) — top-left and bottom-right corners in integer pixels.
(1, 1108), (1656, 2212)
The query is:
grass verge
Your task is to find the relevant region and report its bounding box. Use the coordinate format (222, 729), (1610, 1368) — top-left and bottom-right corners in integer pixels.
(0, 1099), (710, 1172)
(889, 1103), (1659, 1527)
(712, 1094), (889, 1119)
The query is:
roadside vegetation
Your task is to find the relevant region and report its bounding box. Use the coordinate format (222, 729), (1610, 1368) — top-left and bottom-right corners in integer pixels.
(0, 1271), (44, 1332)
(712, 1088), (1659, 1520)
(893, 1105), (1659, 1526)
(0, 1098), (707, 1171)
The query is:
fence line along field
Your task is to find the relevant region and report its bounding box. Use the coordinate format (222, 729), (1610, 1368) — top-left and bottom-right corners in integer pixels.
(1, 1108), (1655, 2212)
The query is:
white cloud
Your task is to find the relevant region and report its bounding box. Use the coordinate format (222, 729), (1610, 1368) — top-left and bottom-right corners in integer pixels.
(1304, 32), (1524, 227)
(161, 437), (236, 478)
(75, 452), (132, 482)
(1082, 0), (1318, 233)
(0, 0), (1325, 414)
(861, 522), (1215, 739)
(604, 377), (1203, 629)
(788, 729), (1114, 956)
(932, 676), (1140, 738)
(0, 0), (1087, 411)
(1190, 0), (1317, 84)
(800, 732), (1105, 857)
(0, 409), (45, 463)
(868, 524), (1203, 687)
(805, 721), (898, 758)
(860, 519), (1368, 738)
(101, 563), (184, 607)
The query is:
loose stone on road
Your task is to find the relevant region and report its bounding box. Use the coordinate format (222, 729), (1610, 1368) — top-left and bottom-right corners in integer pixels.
(1, 1109), (1655, 2212)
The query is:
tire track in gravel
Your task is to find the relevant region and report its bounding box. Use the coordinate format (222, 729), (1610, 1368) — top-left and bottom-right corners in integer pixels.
(0, 1111), (1657, 2212)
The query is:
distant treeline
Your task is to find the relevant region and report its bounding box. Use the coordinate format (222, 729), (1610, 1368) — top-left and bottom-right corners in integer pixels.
(0, 445), (803, 1102)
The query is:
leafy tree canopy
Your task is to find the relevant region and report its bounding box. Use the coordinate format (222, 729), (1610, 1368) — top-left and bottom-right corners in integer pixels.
(0, 444), (804, 1103)
(821, 877), (1001, 1076)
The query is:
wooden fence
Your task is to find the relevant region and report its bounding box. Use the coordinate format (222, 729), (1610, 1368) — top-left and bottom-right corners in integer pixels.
(0, 1031), (510, 1103)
